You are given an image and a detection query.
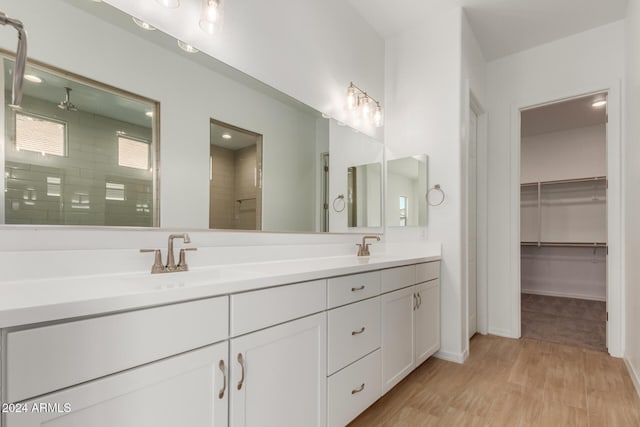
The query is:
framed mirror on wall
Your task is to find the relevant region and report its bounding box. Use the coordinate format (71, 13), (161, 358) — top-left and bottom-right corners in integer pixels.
(386, 155), (428, 227)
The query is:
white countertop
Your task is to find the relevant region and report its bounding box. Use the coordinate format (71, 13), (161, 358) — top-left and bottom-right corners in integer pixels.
(0, 253), (440, 329)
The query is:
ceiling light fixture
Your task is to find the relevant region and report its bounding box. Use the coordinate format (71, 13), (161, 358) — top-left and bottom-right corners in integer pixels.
(222, 133), (232, 139)
(177, 40), (199, 53)
(145, 111), (154, 118)
(132, 17), (156, 31)
(345, 82), (384, 128)
(24, 74), (42, 83)
(592, 99), (607, 108)
(156, 0), (180, 8)
(200, 0), (224, 35)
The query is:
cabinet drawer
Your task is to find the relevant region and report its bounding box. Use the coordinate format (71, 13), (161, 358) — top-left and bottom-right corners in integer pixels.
(6, 296), (228, 403)
(230, 280), (326, 336)
(381, 265), (416, 293)
(327, 271), (381, 308)
(327, 297), (381, 375)
(416, 261), (440, 283)
(327, 349), (382, 427)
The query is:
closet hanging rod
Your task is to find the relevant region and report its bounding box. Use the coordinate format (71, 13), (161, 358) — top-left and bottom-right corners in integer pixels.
(520, 176), (607, 187)
(520, 241), (607, 248)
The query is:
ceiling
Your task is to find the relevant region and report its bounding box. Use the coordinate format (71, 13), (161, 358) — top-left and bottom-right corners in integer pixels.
(346, 0), (629, 60)
(521, 93), (607, 138)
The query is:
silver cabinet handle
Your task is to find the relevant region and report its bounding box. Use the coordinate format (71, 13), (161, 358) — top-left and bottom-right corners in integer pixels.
(351, 285), (366, 292)
(218, 359), (227, 399)
(417, 292), (422, 309)
(413, 293), (417, 310)
(237, 353), (245, 390)
(351, 383), (365, 394)
(351, 326), (366, 336)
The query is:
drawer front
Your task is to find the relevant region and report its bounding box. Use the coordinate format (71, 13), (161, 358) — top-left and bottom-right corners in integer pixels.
(381, 265), (416, 293)
(416, 261), (440, 283)
(327, 271), (381, 309)
(327, 349), (382, 427)
(327, 297), (381, 375)
(231, 280), (326, 336)
(6, 296), (228, 403)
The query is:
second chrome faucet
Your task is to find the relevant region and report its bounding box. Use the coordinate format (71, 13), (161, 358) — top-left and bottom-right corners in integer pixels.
(140, 233), (198, 274)
(356, 235), (380, 257)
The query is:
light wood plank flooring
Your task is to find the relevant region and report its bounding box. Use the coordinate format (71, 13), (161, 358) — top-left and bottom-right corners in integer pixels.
(349, 335), (640, 427)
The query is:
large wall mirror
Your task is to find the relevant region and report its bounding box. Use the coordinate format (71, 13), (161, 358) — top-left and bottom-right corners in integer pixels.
(0, 0), (383, 234)
(386, 155), (428, 227)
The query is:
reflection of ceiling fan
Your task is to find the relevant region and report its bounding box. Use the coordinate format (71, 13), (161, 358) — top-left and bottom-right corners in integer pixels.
(58, 87), (78, 112)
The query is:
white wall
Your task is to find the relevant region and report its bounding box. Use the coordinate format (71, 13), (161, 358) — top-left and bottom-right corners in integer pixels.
(624, 0), (640, 395)
(385, 8), (465, 361)
(103, 0), (384, 138)
(486, 22), (625, 354)
(0, 0), (325, 231)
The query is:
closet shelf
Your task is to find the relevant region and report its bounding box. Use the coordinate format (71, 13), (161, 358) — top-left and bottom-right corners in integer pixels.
(520, 241), (607, 248)
(521, 176), (607, 187)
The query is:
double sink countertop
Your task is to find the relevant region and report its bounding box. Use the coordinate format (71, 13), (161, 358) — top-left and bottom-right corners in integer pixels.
(0, 251), (441, 329)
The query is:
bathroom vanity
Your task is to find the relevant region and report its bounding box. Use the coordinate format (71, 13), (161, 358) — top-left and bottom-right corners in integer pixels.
(0, 255), (440, 427)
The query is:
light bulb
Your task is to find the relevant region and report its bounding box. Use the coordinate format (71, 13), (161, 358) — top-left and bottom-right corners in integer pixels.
(373, 103), (383, 127)
(346, 85), (358, 111)
(200, 0), (224, 35)
(156, 0), (180, 8)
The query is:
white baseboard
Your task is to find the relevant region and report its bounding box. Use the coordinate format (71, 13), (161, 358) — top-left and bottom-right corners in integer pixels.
(488, 328), (517, 339)
(521, 289), (606, 302)
(624, 356), (640, 399)
(434, 349), (466, 364)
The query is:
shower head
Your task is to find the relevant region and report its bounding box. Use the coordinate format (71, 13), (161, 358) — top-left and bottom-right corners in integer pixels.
(0, 12), (28, 109)
(58, 87), (78, 112)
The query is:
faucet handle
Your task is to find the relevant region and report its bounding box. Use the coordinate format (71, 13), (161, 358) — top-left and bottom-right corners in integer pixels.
(177, 247), (198, 271)
(140, 249), (165, 274)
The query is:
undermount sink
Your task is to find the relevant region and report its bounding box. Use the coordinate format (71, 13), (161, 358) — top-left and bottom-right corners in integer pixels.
(120, 268), (263, 291)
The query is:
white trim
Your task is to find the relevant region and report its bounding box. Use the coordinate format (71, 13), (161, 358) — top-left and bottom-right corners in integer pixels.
(488, 328), (517, 339)
(521, 289), (606, 302)
(434, 349), (467, 364)
(624, 357), (640, 399)
(510, 81), (624, 357)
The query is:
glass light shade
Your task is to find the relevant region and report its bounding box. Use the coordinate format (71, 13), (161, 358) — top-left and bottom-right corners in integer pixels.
(360, 96), (372, 121)
(199, 0), (224, 35)
(373, 103), (384, 127)
(156, 0), (180, 8)
(346, 85), (358, 111)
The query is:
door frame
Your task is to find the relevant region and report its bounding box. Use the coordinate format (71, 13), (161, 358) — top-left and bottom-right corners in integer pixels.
(510, 81), (623, 357)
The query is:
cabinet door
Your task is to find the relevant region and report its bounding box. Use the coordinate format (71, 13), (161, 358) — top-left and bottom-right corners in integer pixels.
(415, 279), (440, 366)
(381, 286), (415, 393)
(230, 313), (326, 427)
(5, 342), (229, 427)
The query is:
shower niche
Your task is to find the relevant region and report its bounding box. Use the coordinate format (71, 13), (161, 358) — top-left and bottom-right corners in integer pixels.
(209, 119), (262, 230)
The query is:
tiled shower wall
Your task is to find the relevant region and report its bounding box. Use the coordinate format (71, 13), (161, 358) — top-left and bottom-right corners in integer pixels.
(4, 93), (154, 226)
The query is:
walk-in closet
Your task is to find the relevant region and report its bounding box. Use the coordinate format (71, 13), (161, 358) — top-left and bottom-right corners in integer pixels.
(520, 94), (607, 351)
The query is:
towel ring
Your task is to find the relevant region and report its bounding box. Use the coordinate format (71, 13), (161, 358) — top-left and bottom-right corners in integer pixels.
(333, 194), (346, 212)
(427, 184), (445, 206)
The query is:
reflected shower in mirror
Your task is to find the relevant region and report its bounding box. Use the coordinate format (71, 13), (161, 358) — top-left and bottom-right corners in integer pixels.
(347, 162), (382, 228)
(2, 57), (159, 226)
(386, 155), (428, 227)
(209, 120), (262, 230)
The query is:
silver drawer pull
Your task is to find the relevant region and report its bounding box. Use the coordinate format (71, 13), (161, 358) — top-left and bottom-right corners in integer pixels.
(351, 326), (366, 336)
(351, 285), (366, 292)
(237, 353), (245, 390)
(351, 383), (365, 394)
(218, 359), (227, 399)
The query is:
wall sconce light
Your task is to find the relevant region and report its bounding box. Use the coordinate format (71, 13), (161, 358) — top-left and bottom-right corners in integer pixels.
(345, 82), (384, 128)
(200, 0), (224, 35)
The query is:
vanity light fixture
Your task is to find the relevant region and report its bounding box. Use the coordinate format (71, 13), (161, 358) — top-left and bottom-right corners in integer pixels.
(132, 17), (156, 31)
(156, 0), (180, 8)
(592, 99), (607, 108)
(221, 133), (232, 139)
(200, 0), (224, 35)
(24, 74), (42, 83)
(345, 82), (384, 127)
(177, 40), (199, 53)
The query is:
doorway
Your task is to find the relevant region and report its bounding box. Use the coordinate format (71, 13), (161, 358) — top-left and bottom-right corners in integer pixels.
(519, 93), (608, 351)
(209, 119), (263, 230)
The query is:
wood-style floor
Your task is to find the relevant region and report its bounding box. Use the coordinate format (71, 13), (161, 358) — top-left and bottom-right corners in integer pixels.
(349, 335), (640, 427)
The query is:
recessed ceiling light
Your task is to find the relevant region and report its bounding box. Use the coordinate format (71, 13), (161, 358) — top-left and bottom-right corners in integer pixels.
(132, 17), (156, 31)
(156, 0), (180, 8)
(145, 111), (153, 118)
(177, 40), (199, 53)
(24, 74), (43, 83)
(592, 100), (607, 108)
(222, 133), (232, 140)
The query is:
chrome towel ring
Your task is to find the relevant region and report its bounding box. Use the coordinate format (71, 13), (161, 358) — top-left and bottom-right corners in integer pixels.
(427, 184), (445, 206)
(333, 194), (346, 212)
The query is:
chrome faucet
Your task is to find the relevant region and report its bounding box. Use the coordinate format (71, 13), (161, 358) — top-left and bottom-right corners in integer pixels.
(356, 235), (380, 257)
(140, 233), (197, 274)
